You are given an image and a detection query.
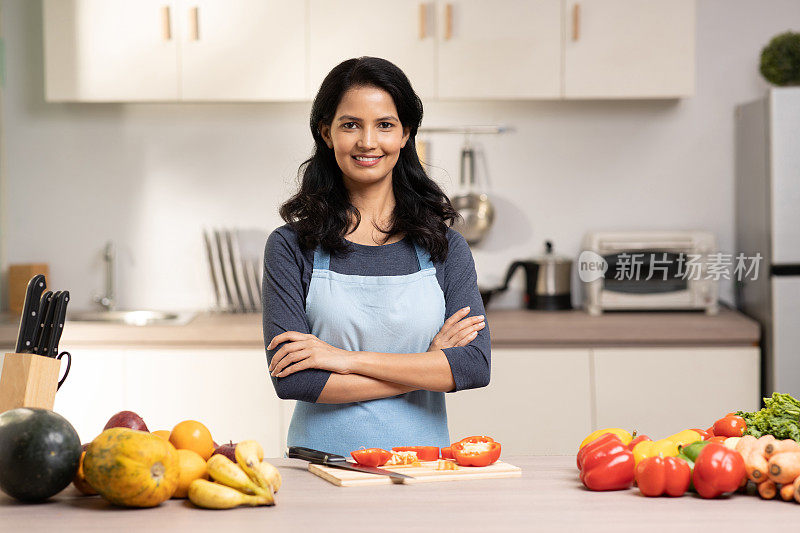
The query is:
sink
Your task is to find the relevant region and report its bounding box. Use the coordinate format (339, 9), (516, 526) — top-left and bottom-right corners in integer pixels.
(68, 310), (197, 326)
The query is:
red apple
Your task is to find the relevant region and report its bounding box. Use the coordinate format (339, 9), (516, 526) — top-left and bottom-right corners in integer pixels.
(103, 410), (149, 432)
(212, 441), (237, 462)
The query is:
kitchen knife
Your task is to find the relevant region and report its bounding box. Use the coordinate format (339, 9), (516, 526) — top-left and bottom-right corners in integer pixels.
(44, 291), (70, 357)
(287, 446), (413, 482)
(14, 274), (47, 353)
(36, 290), (61, 356)
(31, 291), (53, 355)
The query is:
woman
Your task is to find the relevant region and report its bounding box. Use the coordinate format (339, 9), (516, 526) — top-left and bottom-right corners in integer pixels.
(263, 57), (490, 457)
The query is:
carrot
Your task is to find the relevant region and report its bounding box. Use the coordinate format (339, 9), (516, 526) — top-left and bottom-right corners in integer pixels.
(736, 435), (758, 457)
(793, 475), (800, 503)
(768, 451), (800, 484)
(753, 435), (777, 458)
(765, 439), (800, 459)
(746, 449), (770, 483)
(758, 479), (777, 499)
(780, 483), (796, 501)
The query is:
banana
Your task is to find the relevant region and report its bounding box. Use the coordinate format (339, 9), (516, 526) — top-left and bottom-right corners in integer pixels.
(254, 460), (282, 493)
(188, 479), (273, 509)
(235, 440), (271, 491)
(206, 454), (268, 496)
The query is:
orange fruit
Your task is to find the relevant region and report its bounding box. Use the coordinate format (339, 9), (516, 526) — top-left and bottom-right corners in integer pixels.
(169, 420), (215, 460)
(172, 449), (208, 498)
(152, 430), (170, 440)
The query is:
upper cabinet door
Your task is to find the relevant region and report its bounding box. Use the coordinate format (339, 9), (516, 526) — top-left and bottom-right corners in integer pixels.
(563, 0), (695, 98)
(436, 0), (561, 99)
(308, 0), (436, 100)
(44, 0), (179, 101)
(178, 0), (306, 101)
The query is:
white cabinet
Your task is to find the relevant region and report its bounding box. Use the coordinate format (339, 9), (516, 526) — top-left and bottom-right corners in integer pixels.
(52, 348), (128, 444)
(53, 348), (286, 457)
(592, 347), (760, 438)
(308, 0), (436, 99)
(44, 0), (306, 102)
(436, 0), (562, 99)
(446, 348), (593, 455)
(44, 0), (179, 101)
(563, 0), (695, 98)
(179, 0), (306, 101)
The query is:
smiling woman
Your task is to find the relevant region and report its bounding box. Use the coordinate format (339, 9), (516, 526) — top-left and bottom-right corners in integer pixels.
(262, 57), (491, 457)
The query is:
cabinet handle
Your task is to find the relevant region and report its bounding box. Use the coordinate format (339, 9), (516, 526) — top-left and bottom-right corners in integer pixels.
(190, 6), (200, 41)
(444, 3), (453, 40)
(418, 3), (427, 39)
(572, 3), (580, 42)
(162, 5), (172, 41)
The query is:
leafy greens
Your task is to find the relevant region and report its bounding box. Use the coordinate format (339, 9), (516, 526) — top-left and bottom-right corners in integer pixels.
(736, 392), (800, 442)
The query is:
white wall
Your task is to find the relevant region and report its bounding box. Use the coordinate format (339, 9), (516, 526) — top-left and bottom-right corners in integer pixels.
(1, 0), (798, 312)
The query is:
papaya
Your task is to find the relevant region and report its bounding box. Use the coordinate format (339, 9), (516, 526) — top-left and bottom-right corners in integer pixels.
(72, 450), (98, 495)
(84, 427), (179, 507)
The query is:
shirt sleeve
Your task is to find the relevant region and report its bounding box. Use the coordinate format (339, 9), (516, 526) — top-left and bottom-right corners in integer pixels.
(262, 228), (331, 402)
(439, 231), (492, 391)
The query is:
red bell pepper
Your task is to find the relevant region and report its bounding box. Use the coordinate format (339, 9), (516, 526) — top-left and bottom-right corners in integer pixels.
(451, 436), (501, 467)
(706, 436), (726, 444)
(391, 446), (440, 461)
(578, 432), (619, 469)
(712, 415), (746, 438)
(351, 448), (392, 467)
(579, 434), (635, 491)
(628, 434), (652, 451)
(692, 442), (746, 499)
(440, 447), (453, 460)
(635, 455), (691, 497)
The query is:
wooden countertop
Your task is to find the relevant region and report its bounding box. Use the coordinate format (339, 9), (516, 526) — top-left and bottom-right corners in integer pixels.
(0, 456), (792, 532)
(0, 307), (760, 350)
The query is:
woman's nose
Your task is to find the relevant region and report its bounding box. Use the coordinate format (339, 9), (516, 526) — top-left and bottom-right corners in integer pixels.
(357, 127), (378, 149)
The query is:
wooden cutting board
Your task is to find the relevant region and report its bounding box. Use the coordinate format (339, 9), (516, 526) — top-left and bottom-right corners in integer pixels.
(308, 460), (522, 487)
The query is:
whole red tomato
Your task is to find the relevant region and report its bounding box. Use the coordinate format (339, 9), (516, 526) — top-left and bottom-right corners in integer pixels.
(712, 415), (746, 438)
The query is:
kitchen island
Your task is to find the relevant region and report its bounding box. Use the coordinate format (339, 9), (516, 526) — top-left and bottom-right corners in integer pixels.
(0, 456), (792, 532)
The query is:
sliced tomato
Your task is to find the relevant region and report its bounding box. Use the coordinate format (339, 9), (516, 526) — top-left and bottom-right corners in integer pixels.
(440, 447), (453, 460)
(350, 448), (392, 467)
(391, 446), (440, 462)
(451, 436), (501, 467)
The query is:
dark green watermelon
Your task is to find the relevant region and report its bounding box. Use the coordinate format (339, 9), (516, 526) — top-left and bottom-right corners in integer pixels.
(0, 408), (81, 502)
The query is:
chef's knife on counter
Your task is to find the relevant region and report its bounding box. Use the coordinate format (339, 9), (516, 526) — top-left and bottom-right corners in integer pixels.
(44, 291), (69, 357)
(14, 274), (47, 353)
(287, 446), (414, 482)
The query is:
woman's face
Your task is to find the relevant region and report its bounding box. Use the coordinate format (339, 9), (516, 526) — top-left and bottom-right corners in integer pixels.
(320, 85), (410, 187)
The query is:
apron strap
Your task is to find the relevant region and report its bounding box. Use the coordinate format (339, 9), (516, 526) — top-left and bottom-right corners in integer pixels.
(413, 241), (434, 270)
(312, 245), (331, 270)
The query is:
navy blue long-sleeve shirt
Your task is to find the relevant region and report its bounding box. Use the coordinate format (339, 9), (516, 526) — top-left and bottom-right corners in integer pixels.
(262, 224), (491, 402)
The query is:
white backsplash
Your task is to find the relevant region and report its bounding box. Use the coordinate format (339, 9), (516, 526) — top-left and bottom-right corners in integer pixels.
(2, 0), (798, 311)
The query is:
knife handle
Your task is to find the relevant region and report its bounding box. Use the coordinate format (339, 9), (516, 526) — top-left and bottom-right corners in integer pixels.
(287, 446), (346, 464)
(32, 291), (53, 355)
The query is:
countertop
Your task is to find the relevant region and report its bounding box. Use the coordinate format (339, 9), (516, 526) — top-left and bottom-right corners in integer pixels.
(0, 307), (760, 350)
(0, 456), (791, 532)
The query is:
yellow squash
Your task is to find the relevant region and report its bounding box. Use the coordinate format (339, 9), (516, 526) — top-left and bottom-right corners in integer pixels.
(83, 427), (180, 507)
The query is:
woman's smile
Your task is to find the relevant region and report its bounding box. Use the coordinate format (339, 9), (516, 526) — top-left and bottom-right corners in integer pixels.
(352, 154), (384, 167)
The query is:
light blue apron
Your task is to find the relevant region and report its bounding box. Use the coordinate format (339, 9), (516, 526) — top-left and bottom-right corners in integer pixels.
(286, 240), (450, 457)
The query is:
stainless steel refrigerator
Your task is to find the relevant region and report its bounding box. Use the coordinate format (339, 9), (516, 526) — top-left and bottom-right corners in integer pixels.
(736, 87), (800, 399)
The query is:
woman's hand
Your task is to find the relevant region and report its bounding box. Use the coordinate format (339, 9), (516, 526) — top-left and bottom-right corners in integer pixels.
(267, 332), (351, 378)
(428, 306), (485, 352)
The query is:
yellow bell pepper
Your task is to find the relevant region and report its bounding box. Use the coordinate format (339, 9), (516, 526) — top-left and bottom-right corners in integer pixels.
(631, 429), (702, 465)
(579, 428), (633, 450)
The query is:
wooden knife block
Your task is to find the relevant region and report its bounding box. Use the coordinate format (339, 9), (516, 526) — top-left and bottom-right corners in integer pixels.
(0, 353), (62, 413)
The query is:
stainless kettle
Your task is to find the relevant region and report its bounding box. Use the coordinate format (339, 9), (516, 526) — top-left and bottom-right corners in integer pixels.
(481, 240), (573, 310)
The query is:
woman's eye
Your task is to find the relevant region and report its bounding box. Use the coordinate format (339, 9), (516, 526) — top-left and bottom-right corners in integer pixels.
(379, 122), (393, 129)
(342, 122), (358, 129)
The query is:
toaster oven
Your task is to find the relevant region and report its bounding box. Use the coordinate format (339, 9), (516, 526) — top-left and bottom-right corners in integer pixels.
(581, 231), (719, 315)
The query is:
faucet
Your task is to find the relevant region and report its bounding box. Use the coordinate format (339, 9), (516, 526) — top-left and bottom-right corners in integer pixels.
(94, 241), (116, 311)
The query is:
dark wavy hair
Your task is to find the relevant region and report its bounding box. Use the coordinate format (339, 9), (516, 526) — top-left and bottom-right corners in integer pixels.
(279, 56), (459, 263)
